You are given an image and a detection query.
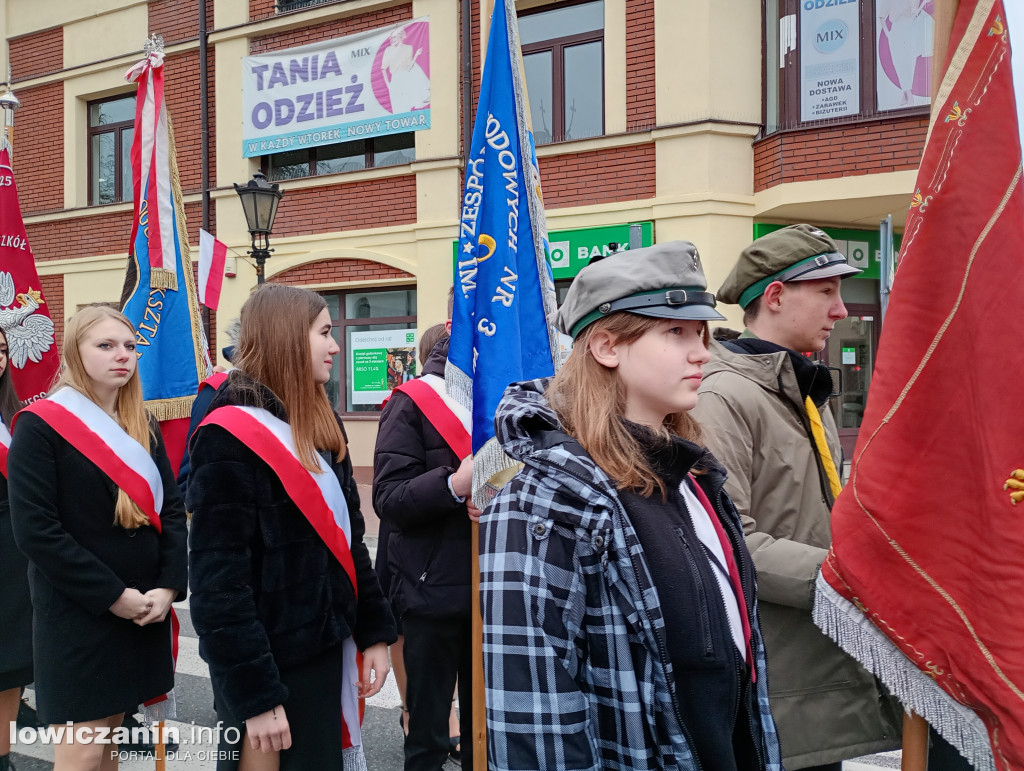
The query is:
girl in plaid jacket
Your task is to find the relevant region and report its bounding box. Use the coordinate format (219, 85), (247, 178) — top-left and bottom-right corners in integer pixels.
(479, 242), (782, 771)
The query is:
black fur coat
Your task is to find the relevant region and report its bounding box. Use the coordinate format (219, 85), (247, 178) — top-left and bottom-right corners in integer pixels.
(187, 372), (396, 722)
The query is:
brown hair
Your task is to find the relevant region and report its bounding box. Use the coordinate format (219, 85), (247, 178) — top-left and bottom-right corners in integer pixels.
(740, 296), (758, 327)
(56, 306), (153, 529)
(418, 323), (449, 363)
(0, 327), (23, 427)
(234, 284), (345, 472)
(545, 313), (709, 498)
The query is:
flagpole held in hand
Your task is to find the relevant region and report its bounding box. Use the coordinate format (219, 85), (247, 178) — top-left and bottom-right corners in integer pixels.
(448, 0), (561, 768)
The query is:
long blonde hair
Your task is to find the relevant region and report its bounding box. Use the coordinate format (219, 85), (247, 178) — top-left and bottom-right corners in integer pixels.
(234, 284), (345, 472)
(56, 306), (153, 529)
(545, 313), (709, 498)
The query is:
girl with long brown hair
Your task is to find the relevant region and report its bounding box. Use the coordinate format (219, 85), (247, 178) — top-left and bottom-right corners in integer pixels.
(8, 306), (188, 771)
(480, 243), (783, 771)
(187, 284), (395, 770)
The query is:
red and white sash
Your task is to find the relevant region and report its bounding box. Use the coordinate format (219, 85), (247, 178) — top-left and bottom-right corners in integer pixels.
(198, 370), (228, 395)
(197, 405), (366, 760)
(0, 419), (11, 478)
(393, 374), (471, 458)
(16, 387), (163, 531)
(18, 388), (176, 717)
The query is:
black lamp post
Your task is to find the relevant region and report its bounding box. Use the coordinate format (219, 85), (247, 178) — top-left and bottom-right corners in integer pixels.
(234, 170), (283, 284)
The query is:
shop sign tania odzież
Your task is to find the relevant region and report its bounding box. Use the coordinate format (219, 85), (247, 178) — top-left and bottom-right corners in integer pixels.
(242, 17), (432, 158)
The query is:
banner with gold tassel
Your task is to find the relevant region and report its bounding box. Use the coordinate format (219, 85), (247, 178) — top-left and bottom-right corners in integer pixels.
(119, 35), (210, 460)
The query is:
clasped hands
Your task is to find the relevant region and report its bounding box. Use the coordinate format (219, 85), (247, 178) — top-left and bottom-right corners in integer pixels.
(109, 587), (176, 625)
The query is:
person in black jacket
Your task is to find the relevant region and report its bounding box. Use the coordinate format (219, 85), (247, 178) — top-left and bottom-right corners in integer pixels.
(9, 306), (188, 771)
(373, 307), (477, 771)
(188, 284), (396, 770)
(176, 317), (239, 499)
(373, 323), (459, 745)
(0, 326), (28, 771)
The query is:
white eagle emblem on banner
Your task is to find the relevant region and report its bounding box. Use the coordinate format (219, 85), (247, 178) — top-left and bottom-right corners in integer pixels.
(0, 271), (55, 369)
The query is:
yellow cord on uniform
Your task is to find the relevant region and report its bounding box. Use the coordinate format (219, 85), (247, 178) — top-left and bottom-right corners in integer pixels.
(805, 396), (843, 501)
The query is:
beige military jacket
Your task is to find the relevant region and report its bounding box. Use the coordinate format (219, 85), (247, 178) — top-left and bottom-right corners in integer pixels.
(693, 339), (901, 769)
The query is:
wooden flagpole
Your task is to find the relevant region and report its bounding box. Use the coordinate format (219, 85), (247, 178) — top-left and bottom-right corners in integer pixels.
(470, 1), (530, 768)
(901, 1), (959, 767)
(154, 720), (166, 771)
(471, 9), (493, 770)
(931, 0), (960, 98)
(471, 522), (486, 771)
(902, 712), (929, 771)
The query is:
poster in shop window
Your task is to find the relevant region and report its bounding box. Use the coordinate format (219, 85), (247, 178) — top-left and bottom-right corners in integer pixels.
(875, 0), (934, 111)
(350, 329), (417, 405)
(800, 0), (861, 121)
(241, 17), (431, 158)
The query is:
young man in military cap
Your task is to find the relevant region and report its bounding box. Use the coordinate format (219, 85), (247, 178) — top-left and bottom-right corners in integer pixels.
(692, 224), (902, 770)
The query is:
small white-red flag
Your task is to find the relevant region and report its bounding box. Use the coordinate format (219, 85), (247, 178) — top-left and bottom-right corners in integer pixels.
(198, 229), (227, 310)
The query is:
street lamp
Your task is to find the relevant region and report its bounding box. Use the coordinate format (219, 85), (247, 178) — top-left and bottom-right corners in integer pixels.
(0, 87), (21, 152)
(233, 170), (283, 284)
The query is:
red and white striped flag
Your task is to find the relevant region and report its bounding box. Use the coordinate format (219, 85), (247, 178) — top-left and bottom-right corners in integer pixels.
(198, 229), (227, 310)
(125, 49), (177, 291)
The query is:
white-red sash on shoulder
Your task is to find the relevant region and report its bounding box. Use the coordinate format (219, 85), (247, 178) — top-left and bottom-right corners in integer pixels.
(16, 388), (163, 531)
(198, 405), (357, 592)
(198, 405), (366, 759)
(198, 370), (228, 395)
(393, 373), (471, 459)
(0, 419), (11, 478)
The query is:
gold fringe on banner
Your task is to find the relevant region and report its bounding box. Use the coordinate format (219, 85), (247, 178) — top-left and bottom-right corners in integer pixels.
(150, 267), (178, 291)
(145, 395), (196, 423)
(140, 116), (210, 418)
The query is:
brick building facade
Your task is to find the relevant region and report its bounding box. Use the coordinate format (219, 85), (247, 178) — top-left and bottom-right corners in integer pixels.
(0, 0), (928, 466)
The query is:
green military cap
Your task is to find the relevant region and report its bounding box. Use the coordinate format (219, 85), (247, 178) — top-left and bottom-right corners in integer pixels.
(718, 224), (862, 309)
(556, 240), (726, 339)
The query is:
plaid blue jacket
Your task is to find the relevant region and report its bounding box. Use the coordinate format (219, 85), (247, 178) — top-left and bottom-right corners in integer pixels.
(480, 379), (782, 771)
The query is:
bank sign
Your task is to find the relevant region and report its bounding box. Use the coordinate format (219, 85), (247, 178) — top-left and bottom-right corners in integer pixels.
(451, 222), (653, 281)
(241, 18), (431, 158)
(800, 0), (860, 121)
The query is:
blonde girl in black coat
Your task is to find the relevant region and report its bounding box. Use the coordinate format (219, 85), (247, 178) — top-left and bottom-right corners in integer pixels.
(9, 306), (188, 771)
